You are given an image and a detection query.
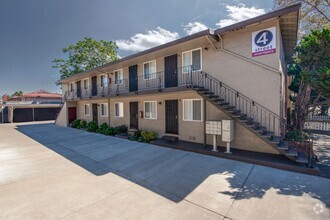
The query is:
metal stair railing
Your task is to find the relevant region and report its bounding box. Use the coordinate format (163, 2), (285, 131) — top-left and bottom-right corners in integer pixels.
(188, 69), (283, 136)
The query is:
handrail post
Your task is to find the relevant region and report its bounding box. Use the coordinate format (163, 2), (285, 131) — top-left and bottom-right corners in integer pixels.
(190, 65), (193, 87)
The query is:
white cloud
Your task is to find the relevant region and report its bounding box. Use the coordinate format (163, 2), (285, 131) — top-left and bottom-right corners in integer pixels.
(116, 27), (179, 52)
(183, 22), (208, 35)
(216, 4), (266, 28)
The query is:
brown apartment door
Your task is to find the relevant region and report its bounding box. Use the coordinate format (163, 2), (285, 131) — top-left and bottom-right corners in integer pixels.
(130, 102), (139, 129)
(76, 81), (81, 98)
(91, 76), (97, 96)
(164, 54), (178, 88)
(165, 100), (178, 134)
(129, 65), (138, 92)
(92, 104), (98, 124)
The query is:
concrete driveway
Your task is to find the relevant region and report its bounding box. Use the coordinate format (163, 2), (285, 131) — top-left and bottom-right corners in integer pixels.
(0, 122), (329, 220)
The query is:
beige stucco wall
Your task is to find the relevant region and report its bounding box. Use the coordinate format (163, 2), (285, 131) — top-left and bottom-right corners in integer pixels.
(76, 99), (109, 125)
(70, 90), (278, 154)
(109, 91), (204, 142)
(55, 102), (67, 127)
(203, 20), (282, 116)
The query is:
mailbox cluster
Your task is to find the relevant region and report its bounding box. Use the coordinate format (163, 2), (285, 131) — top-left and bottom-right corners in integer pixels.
(206, 119), (234, 153)
(222, 120), (234, 142)
(205, 121), (222, 135)
(206, 120), (234, 142)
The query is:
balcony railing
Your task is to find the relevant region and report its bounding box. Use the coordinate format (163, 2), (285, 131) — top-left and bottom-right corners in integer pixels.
(66, 66), (196, 100)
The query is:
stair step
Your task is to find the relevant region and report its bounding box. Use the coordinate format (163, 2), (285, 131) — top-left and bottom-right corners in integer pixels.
(163, 135), (178, 142)
(224, 105), (235, 110)
(212, 98), (224, 102)
(195, 87), (208, 91)
(247, 122), (260, 128)
(208, 95), (219, 99)
(286, 146), (298, 157)
(268, 136), (281, 144)
(199, 91), (213, 95)
(296, 152), (308, 164)
(255, 126), (266, 133)
(218, 102), (230, 106)
(261, 131), (273, 138)
(192, 85), (204, 89)
(277, 141), (289, 150)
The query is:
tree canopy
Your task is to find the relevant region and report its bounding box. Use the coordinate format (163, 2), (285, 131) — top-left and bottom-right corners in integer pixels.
(288, 28), (330, 130)
(11, 91), (23, 97)
(52, 37), (119, 79)
(274, 0), (330, 32)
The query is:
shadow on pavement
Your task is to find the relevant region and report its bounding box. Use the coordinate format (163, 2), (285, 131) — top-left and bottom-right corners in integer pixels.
(15, 123), (330, 207)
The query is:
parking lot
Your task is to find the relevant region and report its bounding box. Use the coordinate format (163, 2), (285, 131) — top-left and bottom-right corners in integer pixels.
(0, 122), (329, 219)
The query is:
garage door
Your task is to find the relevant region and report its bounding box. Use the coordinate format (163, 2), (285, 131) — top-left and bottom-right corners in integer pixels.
(13, 108), (33, 122)
(34, 108), (61, 121)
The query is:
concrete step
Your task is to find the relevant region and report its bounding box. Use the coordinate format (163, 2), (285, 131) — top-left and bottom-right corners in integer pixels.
(162, 135), (178, 142)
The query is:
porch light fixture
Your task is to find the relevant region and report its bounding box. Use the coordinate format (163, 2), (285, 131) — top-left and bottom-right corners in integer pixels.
(158, 102), (162, 105)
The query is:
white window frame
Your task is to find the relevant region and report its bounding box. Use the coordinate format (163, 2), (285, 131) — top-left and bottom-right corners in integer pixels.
(100, 74), (108, 87)
(84, 104), (90, 116)
(114, 102), (124, 117)
(100, 103), (108, 117)
(182, 48), (202, 73)
(144, 101), (157, 119)
(143, 60), (157, 80)
(182, 99), (203, 122)
(83, 78), (89, 90)
(114, 69), (123, 85)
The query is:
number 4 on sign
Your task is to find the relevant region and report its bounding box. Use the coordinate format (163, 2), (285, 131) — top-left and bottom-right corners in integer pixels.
(257, 32), (268, 45)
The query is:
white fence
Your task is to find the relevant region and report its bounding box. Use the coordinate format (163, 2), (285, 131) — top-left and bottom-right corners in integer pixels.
(304, 121), (330, 132)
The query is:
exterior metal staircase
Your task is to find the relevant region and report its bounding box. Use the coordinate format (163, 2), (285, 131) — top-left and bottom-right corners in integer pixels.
(188, 70), (310, 166)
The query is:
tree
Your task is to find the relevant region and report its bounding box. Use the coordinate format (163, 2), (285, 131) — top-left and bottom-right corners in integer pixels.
(11, 91), (23, 97)
(289, 28), (330, 131)
(52, 37), (119, 79)
(274, 0), (330, 31)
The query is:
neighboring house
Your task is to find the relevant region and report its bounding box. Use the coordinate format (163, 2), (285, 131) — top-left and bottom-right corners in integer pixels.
(0, 90), (62, 123)
(56, 4), (302, 161)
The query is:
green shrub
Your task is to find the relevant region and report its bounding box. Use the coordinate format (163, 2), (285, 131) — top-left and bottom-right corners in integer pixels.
(286, 130), (309, 142)
(71, 119), (81, 129)
(103, 127), (116, 136)
(114, 125), (128, 134)
(87, 121), (98, 132)
(99, 123), (109, 134)
(80, 120), (87, 128)
(141, 130), (158, 142)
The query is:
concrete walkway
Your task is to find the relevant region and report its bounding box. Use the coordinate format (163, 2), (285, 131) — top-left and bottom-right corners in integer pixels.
(0, 121), (329, 219)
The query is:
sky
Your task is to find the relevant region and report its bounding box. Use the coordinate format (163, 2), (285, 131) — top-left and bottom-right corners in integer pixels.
(0, 0), (273, 96)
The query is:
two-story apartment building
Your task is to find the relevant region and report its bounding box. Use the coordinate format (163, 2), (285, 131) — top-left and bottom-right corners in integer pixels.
(56, 4), (302, 161)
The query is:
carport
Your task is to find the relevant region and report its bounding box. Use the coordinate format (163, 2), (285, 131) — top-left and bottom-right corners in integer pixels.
(1, 104), (61, 123)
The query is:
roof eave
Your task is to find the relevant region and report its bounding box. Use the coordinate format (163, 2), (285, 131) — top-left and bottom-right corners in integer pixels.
(57, 29), (212, 84)
(214, 3), (301, 35)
